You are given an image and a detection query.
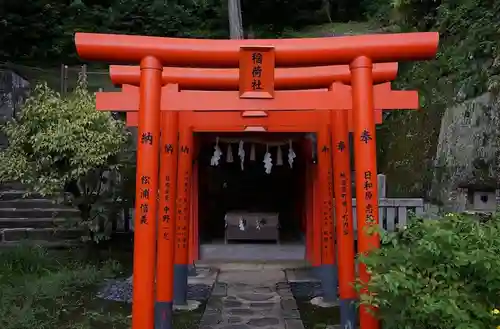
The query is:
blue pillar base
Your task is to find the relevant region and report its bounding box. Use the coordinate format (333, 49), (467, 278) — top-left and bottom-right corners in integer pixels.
(155, 301), (173, 329)
(174, 264), (188, 305)
(340, 298), (357, 329)
(311, 265), (321, 280)
(317, 264), (338, 303)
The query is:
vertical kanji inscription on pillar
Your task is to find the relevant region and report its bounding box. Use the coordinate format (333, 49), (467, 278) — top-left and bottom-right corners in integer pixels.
(318, 125), (334, 265)
(175, 129), (193, 266)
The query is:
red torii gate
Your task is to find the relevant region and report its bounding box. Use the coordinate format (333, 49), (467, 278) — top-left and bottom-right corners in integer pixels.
(75, 31), (439, 329)
(97, 79), (415, 303)
(97, 81), (417, 310)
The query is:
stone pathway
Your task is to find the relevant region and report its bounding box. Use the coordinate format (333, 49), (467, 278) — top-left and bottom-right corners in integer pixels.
(199, 269), (304, 329)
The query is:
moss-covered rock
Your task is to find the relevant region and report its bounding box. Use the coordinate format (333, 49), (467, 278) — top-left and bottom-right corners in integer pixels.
(431, 93), (500, 210)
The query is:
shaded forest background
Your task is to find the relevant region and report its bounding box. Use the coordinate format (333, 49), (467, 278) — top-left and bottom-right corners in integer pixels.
(1, 0), (365, 64)
(1, 0), (499, 198)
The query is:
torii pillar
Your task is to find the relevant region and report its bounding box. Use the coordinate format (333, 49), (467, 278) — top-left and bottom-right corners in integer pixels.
(350, 56), (381, 329)
(132, 56), (163, 329)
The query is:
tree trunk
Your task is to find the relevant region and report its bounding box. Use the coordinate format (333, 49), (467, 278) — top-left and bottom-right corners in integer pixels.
(228, 0), (244, 39)
(323, 0), (332, 23)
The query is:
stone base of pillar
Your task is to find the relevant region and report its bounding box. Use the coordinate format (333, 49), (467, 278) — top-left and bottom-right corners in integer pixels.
(173, 264), (188, 305)
(154, 301), (173, 329)
(340, 298), (357, 329)
(317, 264), (338, 302)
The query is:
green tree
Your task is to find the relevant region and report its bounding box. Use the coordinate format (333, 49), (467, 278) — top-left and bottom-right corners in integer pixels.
(0, 78), (131, 240)
(359, 213), (500, 329)
(1, 0), (369, 65)
(0, 0), (226, 64)
(367, 0), (500, 197)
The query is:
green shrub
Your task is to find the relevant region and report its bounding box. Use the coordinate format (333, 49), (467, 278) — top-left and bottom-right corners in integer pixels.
(359, 213), (500, 329)
(0, 78), (132, 241)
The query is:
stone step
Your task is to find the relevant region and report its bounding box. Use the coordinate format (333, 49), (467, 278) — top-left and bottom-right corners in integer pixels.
(0, 182), (27, 191)
(0, 217), (73, 229)
(0, 208), (79, 218)
(0, 190), (43, 201)
(0, 240), (82, 249)
(197, 260), (309, 271)
(0, 227), (85, 242)
(0, 198), (59, 208)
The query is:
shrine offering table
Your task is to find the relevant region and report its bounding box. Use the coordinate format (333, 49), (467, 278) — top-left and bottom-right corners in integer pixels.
(224, 212), (280, 244)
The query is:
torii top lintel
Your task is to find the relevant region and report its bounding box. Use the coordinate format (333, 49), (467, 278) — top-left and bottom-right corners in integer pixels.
(74, 32), (439, 67)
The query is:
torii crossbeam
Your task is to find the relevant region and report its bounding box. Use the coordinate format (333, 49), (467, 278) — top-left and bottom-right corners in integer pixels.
(108, 62), (398, 89)
(96, 82), (418, 130)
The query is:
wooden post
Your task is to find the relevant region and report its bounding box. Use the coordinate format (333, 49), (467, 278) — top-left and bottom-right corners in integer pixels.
(377, 174), (387, 198)
(331, 108), (356, 329)
(60, 64), (69, 95)
(60, 64), (64, 95)
(155, 108), (179, 329)
(63, 65), (69, 94)
(132, 56), (162, 329)
(350, 56), (380, 329)
(174, 127), (194, 305)
(81, 64), (87, 85)
(316, 118), (337, 302)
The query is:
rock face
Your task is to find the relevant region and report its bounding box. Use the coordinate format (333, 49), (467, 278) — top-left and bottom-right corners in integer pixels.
(431, 92), (500, 211)
(0, 69), (30, 148)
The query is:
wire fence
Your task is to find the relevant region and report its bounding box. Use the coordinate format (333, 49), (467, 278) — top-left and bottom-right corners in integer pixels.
(0, 62), (117, 94)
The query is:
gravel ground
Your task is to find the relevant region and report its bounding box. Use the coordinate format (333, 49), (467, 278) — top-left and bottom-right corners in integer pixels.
(97, 278), (212, 302)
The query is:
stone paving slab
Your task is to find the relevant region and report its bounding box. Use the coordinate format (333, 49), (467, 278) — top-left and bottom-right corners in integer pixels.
(285, 268), (320, 283)
(199, 244), (306, 262)
(189, 266), (219, 285)
(196, 260), (309, 271)
(200, 269), (305, 329)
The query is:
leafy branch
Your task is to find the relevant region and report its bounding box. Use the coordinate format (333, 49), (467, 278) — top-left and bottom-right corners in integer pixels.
(0, 78), (132, 241)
